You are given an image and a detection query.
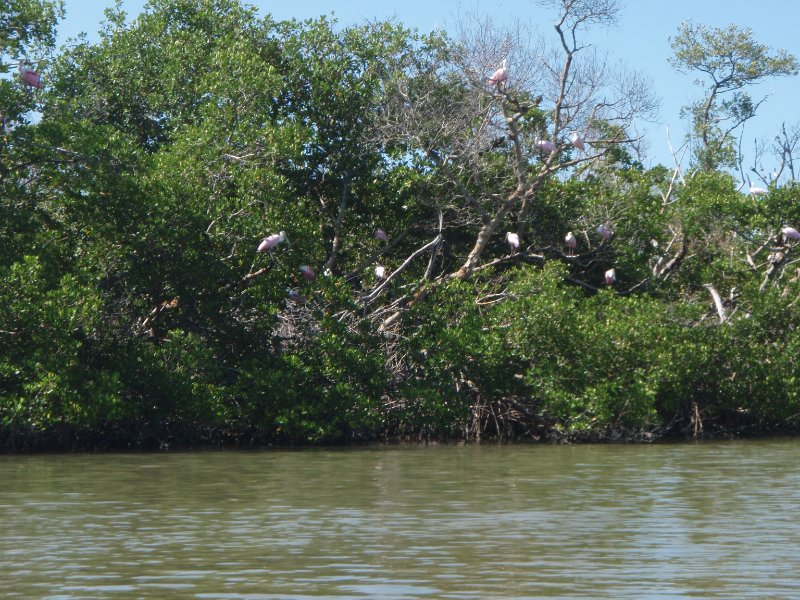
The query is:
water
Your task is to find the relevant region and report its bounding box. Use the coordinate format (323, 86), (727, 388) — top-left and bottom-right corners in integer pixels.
(2, 441), (800, 598)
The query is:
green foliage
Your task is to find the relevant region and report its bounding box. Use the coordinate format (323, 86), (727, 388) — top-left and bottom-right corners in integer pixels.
(3, 0), (800, 448)
(0, 0), (63, 60)
(493, 264), (665, 433)
(0, 256), (125, 431)
(670, 22), (798, 88)
(670, 21), (799, 171)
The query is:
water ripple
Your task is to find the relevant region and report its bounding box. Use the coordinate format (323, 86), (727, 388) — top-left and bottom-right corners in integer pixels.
(2, 441), (800, 598)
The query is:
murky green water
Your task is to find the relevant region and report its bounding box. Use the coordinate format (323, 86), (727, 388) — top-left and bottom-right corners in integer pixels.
(2, 440), (800, 598)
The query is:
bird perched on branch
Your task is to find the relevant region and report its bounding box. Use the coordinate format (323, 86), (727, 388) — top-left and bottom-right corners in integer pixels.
(565, 231), (577, 255)
(506, 232), (520, 253)
(596, 224), (612, 241)
(487, 59), (508, 87)
(782, 226), (800, 241)
(257, 231), (287, 253)
(287, 289), (307, 304)
(18, 62), (42, 89)
(536, 139), (557, 153)
(570, 132), (586, 152)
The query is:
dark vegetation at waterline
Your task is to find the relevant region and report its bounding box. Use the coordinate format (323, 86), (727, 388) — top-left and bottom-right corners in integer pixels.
(3, 0), (800, 451)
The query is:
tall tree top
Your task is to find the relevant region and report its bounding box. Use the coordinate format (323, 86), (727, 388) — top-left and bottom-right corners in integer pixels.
(670, 22), (798, 92)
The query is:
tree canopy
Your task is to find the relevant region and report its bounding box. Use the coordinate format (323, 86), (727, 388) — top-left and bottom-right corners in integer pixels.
(670, 21), (799, 172)
(2, 0), (800, 449)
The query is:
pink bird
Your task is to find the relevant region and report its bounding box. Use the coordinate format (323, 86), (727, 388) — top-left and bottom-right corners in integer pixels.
(782, 226), (800, 241)
(749, 186), (768, 196)
(604, 268), (616, 285)
(18, 62), (42, 89)
(505, 231), (520, 253)
(374, 229), (388, 242)
(375, 265), (386, 279)
(596, 224), (612, 241)
(487, 59), (508, 86)
(536, 140), (557, 153)
(299, 265), (315, 280)
(257, 231), (287, 253)
(565, 231), (577, 255)
(570, 132), (585, 152)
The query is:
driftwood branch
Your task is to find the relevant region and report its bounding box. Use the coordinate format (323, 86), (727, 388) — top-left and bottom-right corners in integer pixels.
(365, 235), (443, 305)
(703, 283), (727, 324)
(424, 209), (444, 280)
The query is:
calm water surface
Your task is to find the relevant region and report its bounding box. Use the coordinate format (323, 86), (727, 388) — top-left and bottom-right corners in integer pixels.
(2, 441), (800, 598)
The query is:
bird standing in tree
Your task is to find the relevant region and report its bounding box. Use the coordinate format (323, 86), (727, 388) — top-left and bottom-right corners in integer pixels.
(487, 59), (508, 87)
(506, 232), (520, 253)
(257, 231), (287, 253)
(570, 132), (585, 152)
(18, 62), (42, 89)
(565, 231), (577, 255)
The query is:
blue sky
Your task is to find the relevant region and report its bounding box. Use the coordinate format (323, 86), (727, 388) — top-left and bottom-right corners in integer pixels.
(55, 0), (800, 173)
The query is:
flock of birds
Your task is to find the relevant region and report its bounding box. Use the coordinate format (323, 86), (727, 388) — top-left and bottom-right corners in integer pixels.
(484, 59), (800, 288)
(257, 228), (390, 303)
(504, 225), (615, 286)
(487, 58), (586, 155)
(257, 216), (619, 305)
(256, 58), (782, 298)
(14, 56), (797, 294)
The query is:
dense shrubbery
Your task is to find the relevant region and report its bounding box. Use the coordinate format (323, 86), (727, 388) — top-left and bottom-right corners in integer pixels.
(2, 0), (800, 449)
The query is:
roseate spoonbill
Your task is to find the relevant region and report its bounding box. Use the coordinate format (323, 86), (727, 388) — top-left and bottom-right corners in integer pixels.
(18, 62), (42, 89)
(604, 268), (616, 285)
(596, 224), (611, 241)
(536, 140), (557, 153)
(257, 231), (287, 253)
(287, 289), (306, 303)
(487, 59), (508, 86)
(749, 186), (767, 196)
(375, 265), (386, 279)
(570, 132), (585, 152)
(299, 265), (315, 280)
(782, 226), (800, 241)
(506, 231), (520, 253)
(565, 231), (577, 255)
(375, 229), (388, 242)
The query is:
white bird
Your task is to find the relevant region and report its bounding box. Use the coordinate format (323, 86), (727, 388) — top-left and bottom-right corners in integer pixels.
(565, 231), (577, 255)
(604, 268), (616, 285)
(287, 289), (307, 303)
(375, 265), (386, 279)
(487, 59), (508, 86)
(570, 132), (585, 152)
(374, 229), (388, 242)
(596, 224), (612, 241)
(749, 186), (768, 196)
(536, 140), (557, 153)
(505, 231), (520, 253)
(782, 226), (800, 241)
(257, 231), (287, 253)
